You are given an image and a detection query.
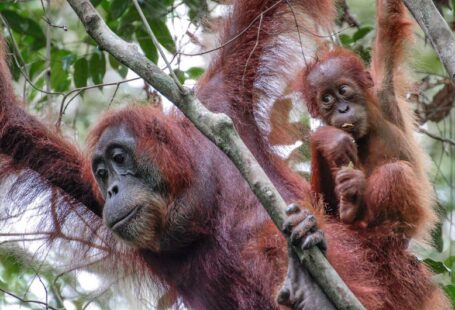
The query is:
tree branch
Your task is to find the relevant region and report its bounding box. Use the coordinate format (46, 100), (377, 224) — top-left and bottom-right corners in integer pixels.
(419, 127), (455, 146)
(65, 1), (364, 308)
(404, 0), (455, 84)
(0, 287), (59, 310)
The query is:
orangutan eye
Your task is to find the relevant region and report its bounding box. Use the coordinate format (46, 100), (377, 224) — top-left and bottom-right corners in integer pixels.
(322, 94), (334, 104)
(338, 85), (353, 97)
(96, 167), (107, 179)
(113, 153), (125, 164)
(320, 94), (335, 111)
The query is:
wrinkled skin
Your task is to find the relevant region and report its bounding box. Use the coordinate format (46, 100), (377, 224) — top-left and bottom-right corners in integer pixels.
(306, 57), (372, 141)
(305, 61), (372, 225)
(92, 126), (167, 251)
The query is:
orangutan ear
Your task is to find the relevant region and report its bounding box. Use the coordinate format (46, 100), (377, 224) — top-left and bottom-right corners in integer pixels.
(363, 71), (374, 88)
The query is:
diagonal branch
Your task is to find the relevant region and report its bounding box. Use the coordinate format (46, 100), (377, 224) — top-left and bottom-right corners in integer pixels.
(65, 1), (364, 309)
(404, 0), (455, 84)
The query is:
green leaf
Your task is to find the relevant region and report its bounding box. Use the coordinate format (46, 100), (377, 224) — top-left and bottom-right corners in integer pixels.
(109, 54), (121, 70)
(1, 10), (45, 49)
(9, 60), (20, 81)
(118, 66), (128, 78)
(89, 51), (106, 86)
(186, 67), (204, 79)
(423, 258), (450, 274)
(445, 256), (455, 269)
(120, 6), (140, 23)
(83, 35), (97, 46)
(2, 254), (22, 282)
(101, 0), (110, 11)
(136, 28), (158, 63)
(148, 19), (176, 53)
(117, 24), (136, 40)
(51, 62), (70, 92)
(109, 54), (128, 78)
(444, 285), (455, 307)
(28, 60), (45, 81)
(432, 221), (443, 252)
(117, 8), (139, 39)
(51, 49), (73, 92)
(143, 0), (174, 18)
(352, 26), (373, 42)
(355, 46), (371, 63)
(174, 69), (185, 84)
(91, 0), (103, 7)
(339, 34), (353, 46)
(0, 3), (19, 11)
(109, 0), (130, 20)
(74, 58), (89, 88)
(182, 0), (208, 21)
(62, 54), (75, 71)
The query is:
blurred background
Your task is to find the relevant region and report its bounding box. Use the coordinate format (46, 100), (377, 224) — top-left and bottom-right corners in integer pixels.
(0, 0), (454, 308)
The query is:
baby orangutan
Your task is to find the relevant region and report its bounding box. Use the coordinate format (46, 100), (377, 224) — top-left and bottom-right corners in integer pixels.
(299, 0), (435, 240)
(277, 0), (441, 308)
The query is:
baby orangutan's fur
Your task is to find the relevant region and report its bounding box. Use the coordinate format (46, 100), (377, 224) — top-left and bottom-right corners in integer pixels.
(300, 0), (436, 241)
(277, 0), (446, 308)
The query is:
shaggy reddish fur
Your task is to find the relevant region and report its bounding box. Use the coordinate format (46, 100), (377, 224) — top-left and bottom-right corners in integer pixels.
(300, 0), (438, 242)
(0, 0), (448, 309)
(301, 48), (373, 118)
(0, 43), (102, 216)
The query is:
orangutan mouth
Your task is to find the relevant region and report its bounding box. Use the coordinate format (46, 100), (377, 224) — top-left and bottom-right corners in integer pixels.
(111, 206), (141, 231)
(341, 123), (355, 129)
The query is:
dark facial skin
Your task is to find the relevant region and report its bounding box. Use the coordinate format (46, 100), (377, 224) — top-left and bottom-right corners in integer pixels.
(92, 126), (167, 251)
(307, 57), (370, 140)
(306, 58), (372, 225)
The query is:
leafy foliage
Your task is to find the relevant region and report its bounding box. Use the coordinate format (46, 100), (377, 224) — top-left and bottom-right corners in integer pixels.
(0, 0), (207, 104)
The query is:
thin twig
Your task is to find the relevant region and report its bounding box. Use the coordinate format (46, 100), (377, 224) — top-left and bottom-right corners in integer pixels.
(338, 0), (360, 28)
(53, 256), (107, 287)
(0, 232), (52, 237)
(81, 280), (116, 310)
(177, 1), (351, 59)
(8, 51), (62, 96)
(0, 14), (26, 67)
(44, 0), (52, 113)
(132, 0), (184, 91)
(0, 287), (59, 310)
(0, 238), (49, 246)
(40, 0), (68, 31)
(35, 273), (49, 310)
(284, 0), (309, 65)
(178, 0), (283, 57)
(419, 127), (455, 146)
(0, 13), (29, 100)
(108, 83), (121, 108)
(56, 77), (141, 130)
(241, 14), (263, 87)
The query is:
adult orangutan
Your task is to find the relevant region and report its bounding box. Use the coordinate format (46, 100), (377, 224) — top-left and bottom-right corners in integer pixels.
(0, 0), (448, 309)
